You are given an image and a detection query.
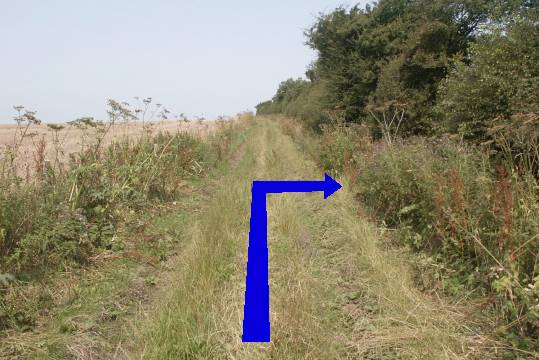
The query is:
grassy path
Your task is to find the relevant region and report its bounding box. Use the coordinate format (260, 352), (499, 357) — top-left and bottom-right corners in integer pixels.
(0, 117), (481, 359)
(134, 118), (475, 359)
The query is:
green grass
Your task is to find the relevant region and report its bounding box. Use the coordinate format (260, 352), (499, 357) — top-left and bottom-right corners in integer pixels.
(135, 122), (258, 359)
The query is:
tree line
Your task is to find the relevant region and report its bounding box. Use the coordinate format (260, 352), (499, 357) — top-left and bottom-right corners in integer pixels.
(258, 0), (538, 173)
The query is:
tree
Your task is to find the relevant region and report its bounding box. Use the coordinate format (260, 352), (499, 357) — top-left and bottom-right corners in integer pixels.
(436, 19), (539, 140)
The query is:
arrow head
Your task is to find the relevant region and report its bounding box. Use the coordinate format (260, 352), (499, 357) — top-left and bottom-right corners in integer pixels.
(324, 173), (342, 199)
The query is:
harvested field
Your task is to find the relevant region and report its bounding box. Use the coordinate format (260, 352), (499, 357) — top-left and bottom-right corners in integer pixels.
(0, 120), (216, 177)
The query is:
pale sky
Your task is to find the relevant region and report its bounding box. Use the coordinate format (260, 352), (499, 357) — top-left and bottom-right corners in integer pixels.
(0, 0), (364, 123)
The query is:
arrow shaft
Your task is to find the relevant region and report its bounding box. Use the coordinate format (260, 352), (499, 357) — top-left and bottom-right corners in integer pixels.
(242, 187), (270, 342)
(254, 180), (324, 194)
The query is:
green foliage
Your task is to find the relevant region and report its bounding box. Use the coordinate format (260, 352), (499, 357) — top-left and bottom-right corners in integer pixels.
(297, 0), (490, 130)
(256, 79), (330, 131)
(0, 107), (234, 335)
(255, 100), (274, 115)
(260, 0), (537, 139)
(9, 208), (93, 269)
(318, 122), (370, 175)
(317, 124), (539, 348)
(437, 19), (539, 141)
(256, 78), (310, 116)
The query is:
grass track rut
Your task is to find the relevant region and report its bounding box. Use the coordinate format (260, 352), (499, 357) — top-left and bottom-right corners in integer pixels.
(135, 118), (475, 359)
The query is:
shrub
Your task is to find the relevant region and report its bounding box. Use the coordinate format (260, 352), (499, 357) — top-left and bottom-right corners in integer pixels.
(318, 125), (539, 348)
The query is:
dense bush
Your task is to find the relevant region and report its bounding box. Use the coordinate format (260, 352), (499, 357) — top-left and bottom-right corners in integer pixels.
(258, 0), (507, 131)
(256, 79), (330, 132)
(0, 99), (231, 275)
(316, 124), (539, 349)
(436, 19), (539, 141)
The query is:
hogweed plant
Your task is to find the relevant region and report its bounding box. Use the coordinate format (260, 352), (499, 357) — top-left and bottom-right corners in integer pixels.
(1, 106), (41, 181)
(45, 124), (67, 175)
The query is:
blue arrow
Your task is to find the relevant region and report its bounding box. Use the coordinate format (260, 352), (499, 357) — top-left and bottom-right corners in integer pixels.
(242, 173), (342, 342)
